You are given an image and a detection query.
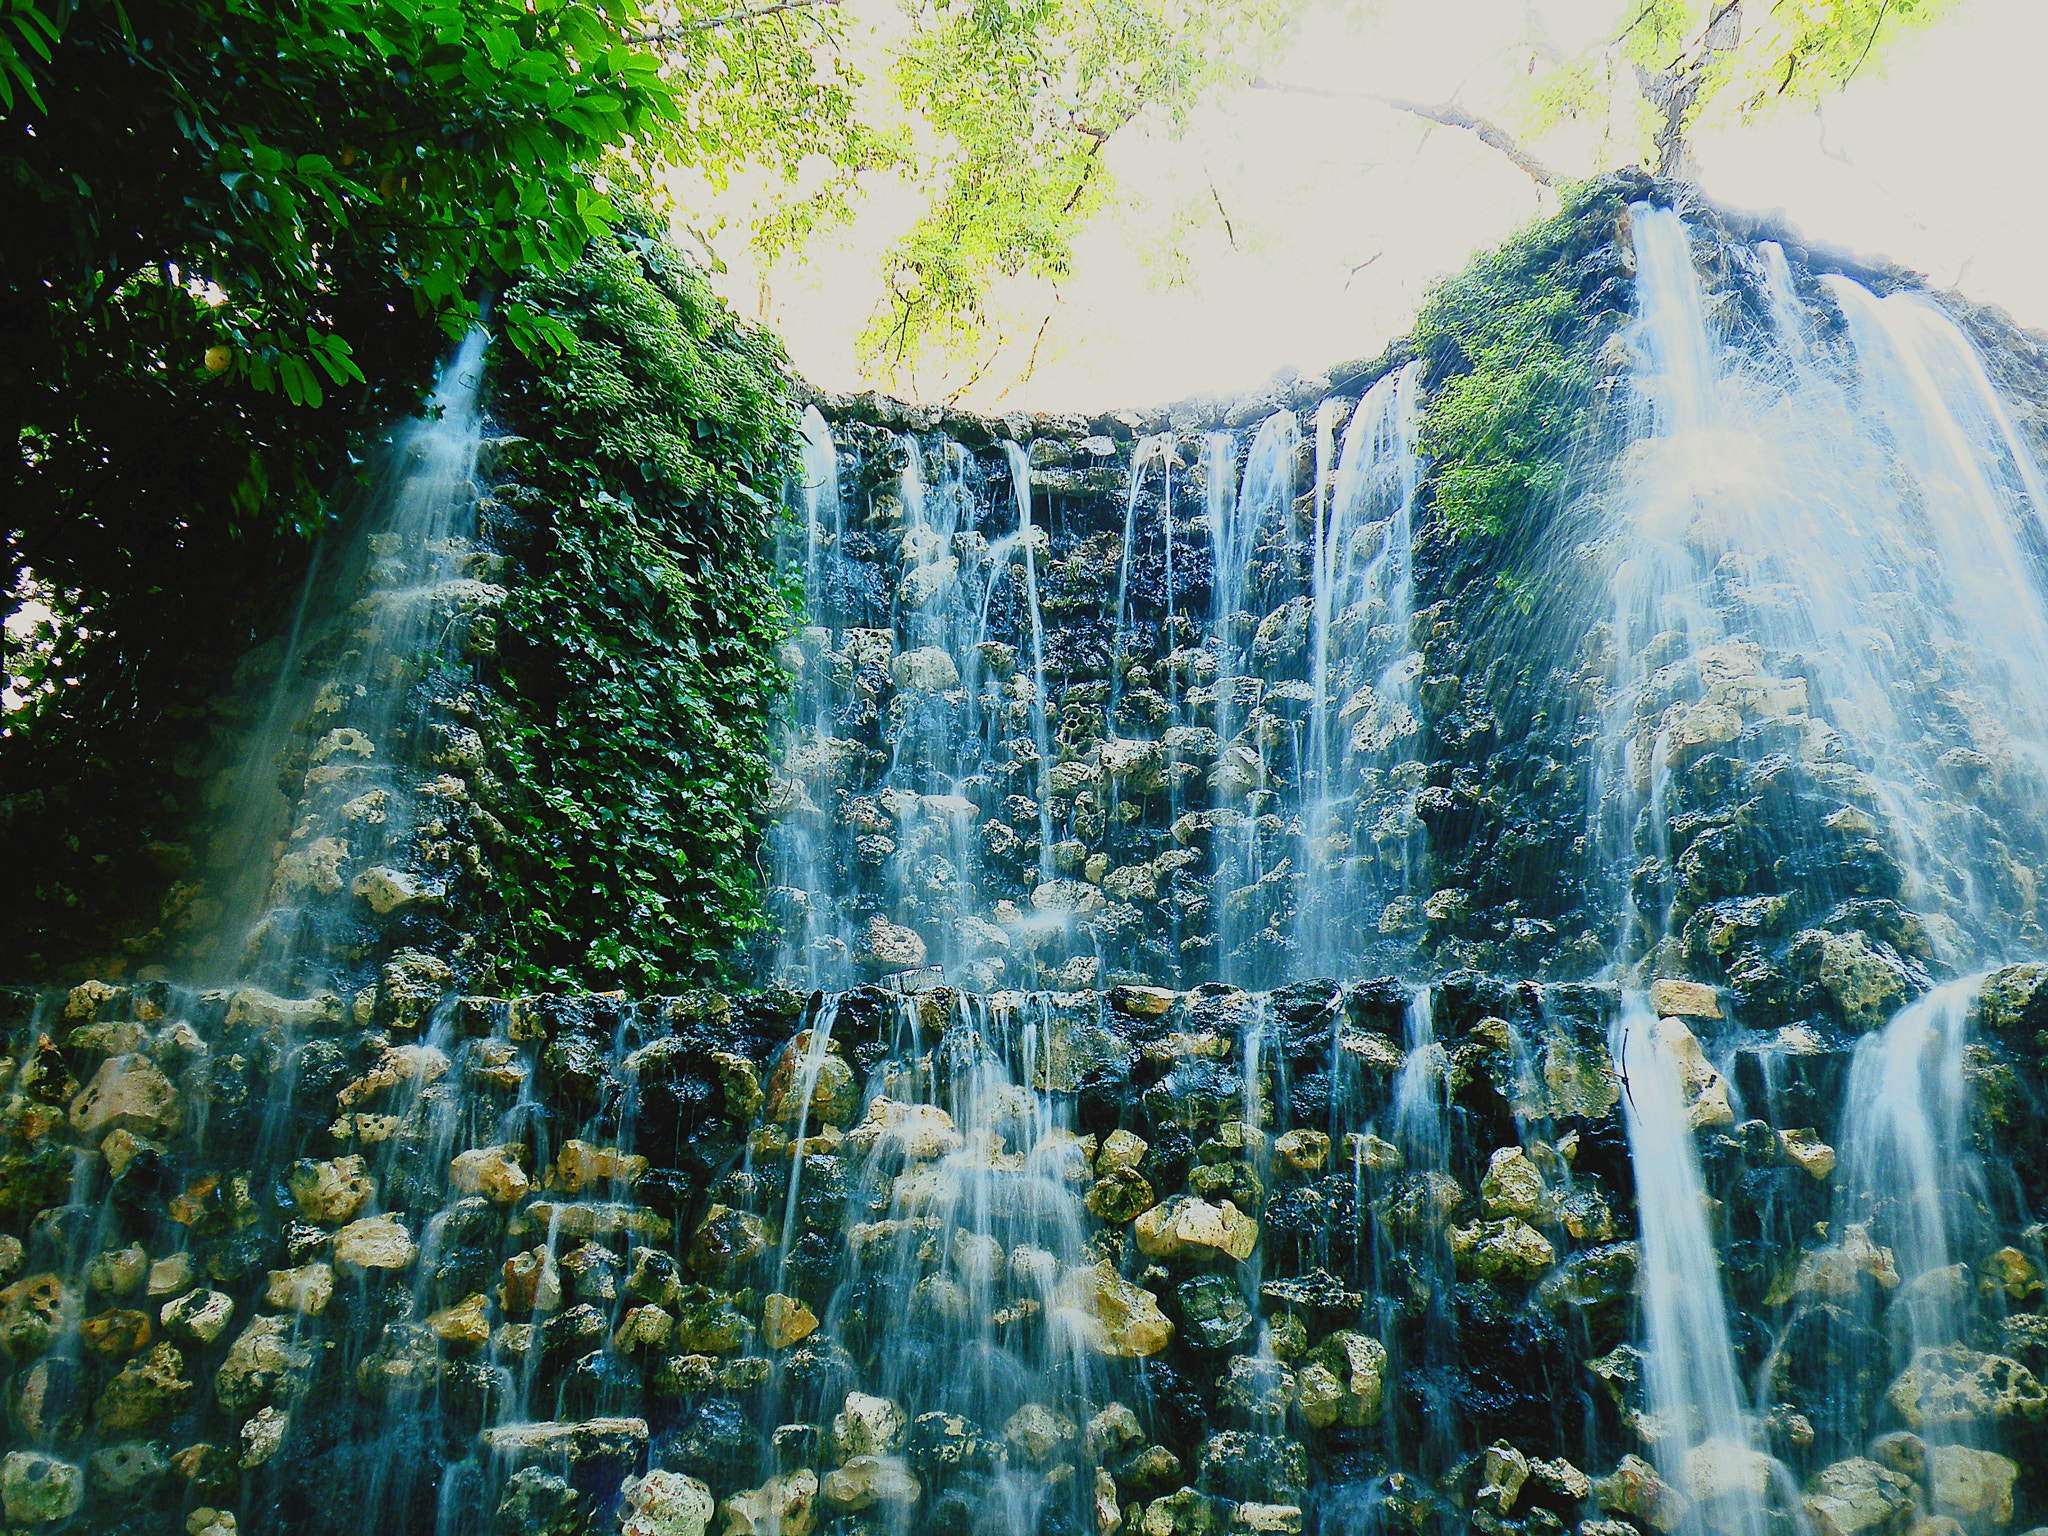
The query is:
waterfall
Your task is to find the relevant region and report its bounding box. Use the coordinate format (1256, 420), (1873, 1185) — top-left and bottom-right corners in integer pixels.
(1612, 999), (1776, 1536)
(215, 329), (493, 988)
(1295, 361), (1424, 979)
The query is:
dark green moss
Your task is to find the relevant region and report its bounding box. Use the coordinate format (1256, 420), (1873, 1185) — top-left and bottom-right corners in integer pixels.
(1413, 177), (1640, 540)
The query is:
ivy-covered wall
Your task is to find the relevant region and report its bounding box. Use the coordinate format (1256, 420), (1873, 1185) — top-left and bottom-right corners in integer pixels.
(473, 223), (799, 994)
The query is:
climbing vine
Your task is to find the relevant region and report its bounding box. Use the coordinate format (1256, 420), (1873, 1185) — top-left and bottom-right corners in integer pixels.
(481, 218), (797, 992)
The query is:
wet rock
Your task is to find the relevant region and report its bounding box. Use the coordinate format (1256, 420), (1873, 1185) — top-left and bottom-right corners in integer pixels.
(1814, 931), (1916, 1032)
(1133, 1197), (1258, 1262)
(378, 949), (453, 1030)
(70, 1053), (181, 1138)
(1272, 1129), (1329, 1175)
(1650, 1017), (1735, 1129)
(763, 1293), (818, 1349)
(722, 1468), (820, 1536)
(622, 1469), (717, 1536)
(429, 1293), (493, 1348)
(1302, 1331), (1385, 1428)
(1649, 979), (1722, 1019)
(1479, 1147), (1550, 1221)
(1198, 1431), (1308, 1503)
(88, 1439), (166, 1502)
(1927, 1445), (2017, 1527)
(238, 1404), (287, 1467)
(1779, 1127), (1836, 1179)
(85, 1243), (147, 1298)
(500, 1245), (562, 1314)
(1595, 1454), (1688, 1533)
(332, 1213), (417, 1270)
(1055, 1262), (1172, 1357)
(214, 1315), (315, 1412)
(0, 1274), (72, 1359)
(161, 1287), (234, 1344)
(1088, 1167), (1157, 1223)
(1453, 1218), (1557, 1280)
(835, 1392), (908, 1458)
(450, 1144), (530, 1203)
(481, 1417), (650, 1465)
(1175, 1275), (1254, 1352)
(0, 1451), (82, 1523)
(1803, 1457), (1913, 1536)
(352, 865), (439, 914)
(1886, 1347), (2048, 1431)
(288, 1154), (375, 1224)
(1005, 1404), (1077, 1464)
(494, 1466), (580, 1536)
(189, 1510), (238, 1536)
(1218, 1355), (1296, 1420)
(822, 1455), (921, 1511)
(11, 1359), (82, 1444)
(95, 1343), (194, 1430)
(846, 1098), (962, 1160)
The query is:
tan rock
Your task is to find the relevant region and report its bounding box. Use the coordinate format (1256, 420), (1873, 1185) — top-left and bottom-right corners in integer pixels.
(1779, 1127), (1837, 1180)
(622, 1470), (716, 1536)
(721, 1469), (819, 1536)
(331, 1214), (416, 1271)
(1650, 978), (1722, 1019)
(1054, 1263), (1173, 1358)
(287, 1155), (375, 1224)
(448, 1144), (529, 1204)
(821, 1456), (921, 1511)
(239, 1405), (287, 1468)
(1273, 1129), (1329, 1175)
(614, 1305), (676, 1354)
(551, 1139), (649, 1194)
(160, 1288), (234, 1344)
(1096, 1129), (1149, 1173)
(428, 1293), (492, 1348)
(763, 1294), (818, 1349)
(1132, 1197), (1258, 1263)
(833, 1392), (906, 1458)
(69, 1054), (182, 1139)
(1928, 1445), (2017, 1527)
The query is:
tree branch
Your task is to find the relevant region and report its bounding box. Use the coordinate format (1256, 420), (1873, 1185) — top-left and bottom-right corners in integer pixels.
(1250, 76), (1557, 186)
(631, 0), (840, 40)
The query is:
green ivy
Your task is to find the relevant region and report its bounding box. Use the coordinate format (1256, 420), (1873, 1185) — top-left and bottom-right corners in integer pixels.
(482, 220), (797, 992)
(1412, 180), (1632, 539)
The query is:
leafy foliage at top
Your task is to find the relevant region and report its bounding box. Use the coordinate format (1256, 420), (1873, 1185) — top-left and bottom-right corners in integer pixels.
(1412, 180), (1632, 540)
(482, 220), (796, 991)
(1519, 0), (1961, 175)
(843, 0), (1304, 377)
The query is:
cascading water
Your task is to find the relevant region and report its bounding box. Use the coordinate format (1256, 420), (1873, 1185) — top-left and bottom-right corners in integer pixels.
(1295, 362), (1425, 979)
(212, 328), (496, 989)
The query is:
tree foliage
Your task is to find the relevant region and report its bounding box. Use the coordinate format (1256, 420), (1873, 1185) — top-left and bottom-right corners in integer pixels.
(482, 223), (797, 991)
(839, 0), (1303, 376)
(1521, 0), (1962, 176)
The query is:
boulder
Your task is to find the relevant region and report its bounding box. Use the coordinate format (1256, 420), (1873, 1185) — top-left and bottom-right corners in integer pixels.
(0, 1451), (83, 1524)
(1054, 1263), (1172, 1357)
(622, 1470), (717, 1536)
(834, 1393), (908, 1458)
(449, 1144), (529, 1204)
(1595, 1454), (1688, 1533)
(821, 1456), (921, 1511)
(332, 1214), (417, 1271)
(1803, 1458), (1914, 1536)
(721, 1469), (819, 1536)
(1133, 1197), (1258, 1262)
(69, 1055), (181, 1139)
(1928, 1445), (2017, 1527)
(287, 1155), (375, 1224)
(1887, 1347), (2048, 1431)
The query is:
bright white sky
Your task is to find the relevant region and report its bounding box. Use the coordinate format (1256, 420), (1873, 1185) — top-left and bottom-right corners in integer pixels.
(676, 0), (2048, 412)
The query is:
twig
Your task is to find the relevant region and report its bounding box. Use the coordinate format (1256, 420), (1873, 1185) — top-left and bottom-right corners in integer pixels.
(1251, 75), (1557, 187)
(631, 0), (840, 40)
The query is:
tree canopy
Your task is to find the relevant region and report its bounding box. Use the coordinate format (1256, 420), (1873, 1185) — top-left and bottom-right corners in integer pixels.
(1519, 0), (1964, 178)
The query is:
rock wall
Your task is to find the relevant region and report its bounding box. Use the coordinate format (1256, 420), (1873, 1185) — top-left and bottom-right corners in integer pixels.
(0, 965), (2044, 1536)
